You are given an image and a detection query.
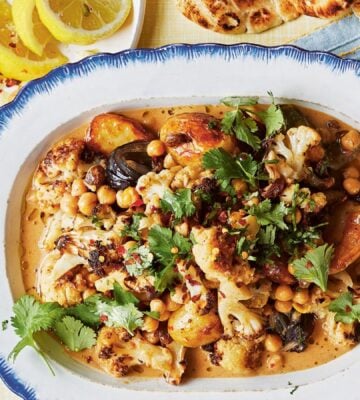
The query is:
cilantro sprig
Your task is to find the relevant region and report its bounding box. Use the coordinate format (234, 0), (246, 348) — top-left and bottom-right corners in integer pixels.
(220, 97), (261, 151)
(293, 244), (334, 291)
(120, 213), (144, 241)
(148, 226), (191, 292)
(256, 93), (285, 138)
(248, 199), (288, 230)
(160, 188), (196, 220)
(124, 245), (153, 276)
(329, 292), (360, 324)
(203, 148), (258, 188)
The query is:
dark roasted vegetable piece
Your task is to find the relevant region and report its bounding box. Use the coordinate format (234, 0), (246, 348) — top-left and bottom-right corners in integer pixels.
(263, 260), (296, 285)
(86, 113), (154, 155)
(107, 141), (152, 190)
(269, 312), (315, 353)
(280, 105), (310, 130)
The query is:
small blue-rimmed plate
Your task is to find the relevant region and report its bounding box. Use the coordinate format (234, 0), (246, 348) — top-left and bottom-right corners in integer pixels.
(0, 44), (360, 400)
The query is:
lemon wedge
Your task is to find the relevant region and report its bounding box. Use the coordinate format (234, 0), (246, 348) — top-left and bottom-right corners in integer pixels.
(12, 0), (51, 56)
(0, 0), (67, 81)
(35, 0), (132, 45)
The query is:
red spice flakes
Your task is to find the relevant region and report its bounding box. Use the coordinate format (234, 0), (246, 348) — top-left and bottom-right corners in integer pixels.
(116, 245), (125, 256)
(100, 315), (108, 323)
(5, 78), (20, 87)
(131, 198), (144, 208)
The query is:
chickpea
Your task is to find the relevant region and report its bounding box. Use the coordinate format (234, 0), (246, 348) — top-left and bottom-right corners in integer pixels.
(142, 316), (159, 333)
(293, 288), (310, 305)
(85, 165), (106, 190)
(97, 185), (116, 205)
(341, 130), (360, 152)
(163, 153), (177, 169)
(83, 288), (96, 299)
(123, 240), (137, 251)
(274, 300), (292, 314)
(87, 273), (99, 283)
(71, 178), (88, 196)
(265, 334), (283, 352)
(232, 179), (248, 194)
(164, 293), (182, 312)
(275, 285), (294, 302)
(116, 187), (140, 209)
(343, 178), (360, 195)
(78, 192), (98, 216)
(285, 209), (301, 224)
(158, 310), (171, 322)
(143, 331), (160, 345)
(150, 299), (167, 314)
(60, 193), (78, 216)
(175, 222), (189, 237)
(147, 140), (166, 157)
(266, 353), (283, 370)
(343, 166), (360, 179)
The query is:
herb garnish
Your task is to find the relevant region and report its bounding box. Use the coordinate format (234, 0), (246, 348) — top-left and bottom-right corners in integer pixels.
(329, 292), (360, 324)
(160, 188), (196, 220)
(293, 244), (334, 291)
(203, 148), (258, 188)
(124, 245), (154, 276)
(248, 199), (288, 230)
(120, 213), (144, 241)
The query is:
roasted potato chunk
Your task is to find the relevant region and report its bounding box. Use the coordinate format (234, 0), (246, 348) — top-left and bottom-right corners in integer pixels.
(85, 113), (155, 155)
(168, 302), (223, 347)
(160, 113), (237, 166)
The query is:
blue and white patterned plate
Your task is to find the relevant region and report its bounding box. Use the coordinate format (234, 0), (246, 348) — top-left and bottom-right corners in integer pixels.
(0, 44), (360, 400)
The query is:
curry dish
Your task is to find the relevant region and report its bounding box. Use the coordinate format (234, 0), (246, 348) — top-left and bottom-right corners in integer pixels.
(18, 98), (360, 384)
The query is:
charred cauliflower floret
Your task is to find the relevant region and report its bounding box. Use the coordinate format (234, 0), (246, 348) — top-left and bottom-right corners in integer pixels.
(33, 138), (85, 213)
(37, 250), (88, 306)
(266, 126), (321, 181)
(210, 337), (263, 374)
(96, 327), (185, 384)
(322, 311), (356, 346)
(160, 113), (237, 166)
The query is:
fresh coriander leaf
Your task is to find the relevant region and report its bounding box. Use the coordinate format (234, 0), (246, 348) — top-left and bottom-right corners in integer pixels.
(220, 96), (259, 107)
(55, 316), (96, 352)
(96, 302), (144, 335)
(222, 110), (261, 151)
(124, 245), (154, 276)
(248, 199), (288, 230)
(203, 148), (258, 188)
(257, 103), (285, 138)
(120, 213), (144, 241)
(329, 292), (360, 324)
(236, 236), (252, 256)
(2, 320), (8, 331)
(91, 215), (103, 228)
(8, 295), (64, 374)
(154, 264), (180, 293)
(66, 299), (101, 328)
(148, 226), (191, 266)
(113, 282), (139, 306)
(258, 225), (277, 245)
(293, 244), (334, 291)
(160, 189), (196, 220)
(143, 311), (160, 320)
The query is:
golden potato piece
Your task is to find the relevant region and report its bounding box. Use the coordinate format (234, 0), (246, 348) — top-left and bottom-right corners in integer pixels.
(168, 302), (223, 347)
(160, 113), (237, 166)
(85, 113), (155, 155)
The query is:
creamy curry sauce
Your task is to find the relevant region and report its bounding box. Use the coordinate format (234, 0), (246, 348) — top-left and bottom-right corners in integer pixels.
(21, 104), (355, 379)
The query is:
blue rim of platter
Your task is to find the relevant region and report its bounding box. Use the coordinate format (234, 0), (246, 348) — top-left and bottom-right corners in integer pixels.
(1, 43), (360, 399)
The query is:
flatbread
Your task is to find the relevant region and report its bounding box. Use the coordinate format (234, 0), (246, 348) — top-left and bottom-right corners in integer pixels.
(177, 0), (354, 34)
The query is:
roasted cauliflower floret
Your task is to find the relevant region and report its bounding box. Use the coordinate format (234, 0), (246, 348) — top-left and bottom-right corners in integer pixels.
(37, 250), (88, 306)
(95, 327), (185, 384)
(191, 226), (237, 281)
(218, 279), (264, 339)
(160, 113), (237, 166)
(322, 311), (356, 346)
(136, 167), (181, 204)
(33, 138), (85, 213)
(266, 126), (321, 181)
(210, 338), (263, 374)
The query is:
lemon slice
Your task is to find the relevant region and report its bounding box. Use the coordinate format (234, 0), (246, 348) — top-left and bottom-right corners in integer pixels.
(0, 0), (67, 81)
(12, 0), (51, 56)
(35, 0), (132, 45)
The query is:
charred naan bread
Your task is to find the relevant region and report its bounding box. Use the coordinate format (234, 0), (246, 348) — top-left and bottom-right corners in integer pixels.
(177, 0), (354, 34)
